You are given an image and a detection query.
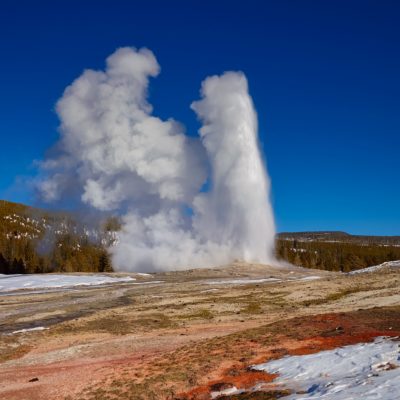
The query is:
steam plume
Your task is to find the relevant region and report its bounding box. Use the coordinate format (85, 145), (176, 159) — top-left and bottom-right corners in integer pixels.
(191, 72), (275, 264)
(37, 47), (275, 271)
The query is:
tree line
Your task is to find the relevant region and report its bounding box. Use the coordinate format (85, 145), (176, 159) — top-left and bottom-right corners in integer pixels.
(0, 235), (112, 274)
(0, 200), (113, 274)
(2, 199), (399, 274)
(276, 239), (400, 272)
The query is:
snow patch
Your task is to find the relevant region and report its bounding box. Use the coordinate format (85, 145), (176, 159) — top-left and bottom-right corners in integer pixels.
(11, 326), (49, 334)
(202, 276), (321, 286)
(349, 260), (400, 275)
(252, 336), (400, 399)
(210, 386), (240, 398)
(204, 278), (281, 285)
(296, 276), (321, 281)
(0, 274), (136, 293)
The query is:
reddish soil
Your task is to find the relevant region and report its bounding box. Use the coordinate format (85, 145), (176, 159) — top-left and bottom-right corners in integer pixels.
(0, 321), (264, 400)
(179, 307), (400, 399)
(3, 307), (400, 400)
(3, 308), (400, 400)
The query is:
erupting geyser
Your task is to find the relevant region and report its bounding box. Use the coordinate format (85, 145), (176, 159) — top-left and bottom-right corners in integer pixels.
(37, 47), (275, 271)
(191, 73), (275, 264)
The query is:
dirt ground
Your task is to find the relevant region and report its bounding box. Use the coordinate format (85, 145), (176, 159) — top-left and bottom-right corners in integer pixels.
(1, 262), (400, 399)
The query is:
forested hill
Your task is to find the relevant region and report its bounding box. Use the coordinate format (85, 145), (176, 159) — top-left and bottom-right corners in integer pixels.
(276, 231), (400, 272)
(277, 231), (400, 245)
(0, 200), (117, 274)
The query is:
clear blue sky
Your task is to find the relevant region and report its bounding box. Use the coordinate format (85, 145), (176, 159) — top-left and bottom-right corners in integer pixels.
(1, 0), (399, 235)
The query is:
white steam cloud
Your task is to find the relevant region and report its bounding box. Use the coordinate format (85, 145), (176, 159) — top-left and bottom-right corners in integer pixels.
(38, 47), (275, 271)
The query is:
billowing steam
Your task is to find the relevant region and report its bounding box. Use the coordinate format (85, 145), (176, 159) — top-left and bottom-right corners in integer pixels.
(37, 47), (275, 271)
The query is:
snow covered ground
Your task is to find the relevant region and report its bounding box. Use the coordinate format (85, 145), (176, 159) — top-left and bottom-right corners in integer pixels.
(252, 336), (400, 399)
(349, 260), (400, 275)
(0, 274), (136, 293)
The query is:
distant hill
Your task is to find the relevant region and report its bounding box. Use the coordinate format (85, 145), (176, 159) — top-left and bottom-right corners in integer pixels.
(276, 231), (400, 272)
(277, 231), (400, 246)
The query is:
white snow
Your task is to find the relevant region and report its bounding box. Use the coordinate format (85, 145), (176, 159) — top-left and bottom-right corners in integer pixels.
(349, 260), (400, 275)
(200, 288), (220, 293)
(204, 278), (281, 285)
(0, 274), (136, 293)
(210, 386), (240, 398)
(294, 276), (321, 281)
(252, 336), (400, 399)
(11, 326), (49, 334)
(203, 276), (321, 286)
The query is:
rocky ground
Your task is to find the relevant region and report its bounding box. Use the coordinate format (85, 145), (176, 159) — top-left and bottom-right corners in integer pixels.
(1, 262), (400, 399)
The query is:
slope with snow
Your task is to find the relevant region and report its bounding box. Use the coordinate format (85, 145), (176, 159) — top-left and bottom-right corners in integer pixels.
(252, 337), (400, 399)
(349, 260), (400, 275)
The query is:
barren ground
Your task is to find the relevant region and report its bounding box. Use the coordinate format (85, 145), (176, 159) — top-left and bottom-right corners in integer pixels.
(1, 263), (400, 399)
